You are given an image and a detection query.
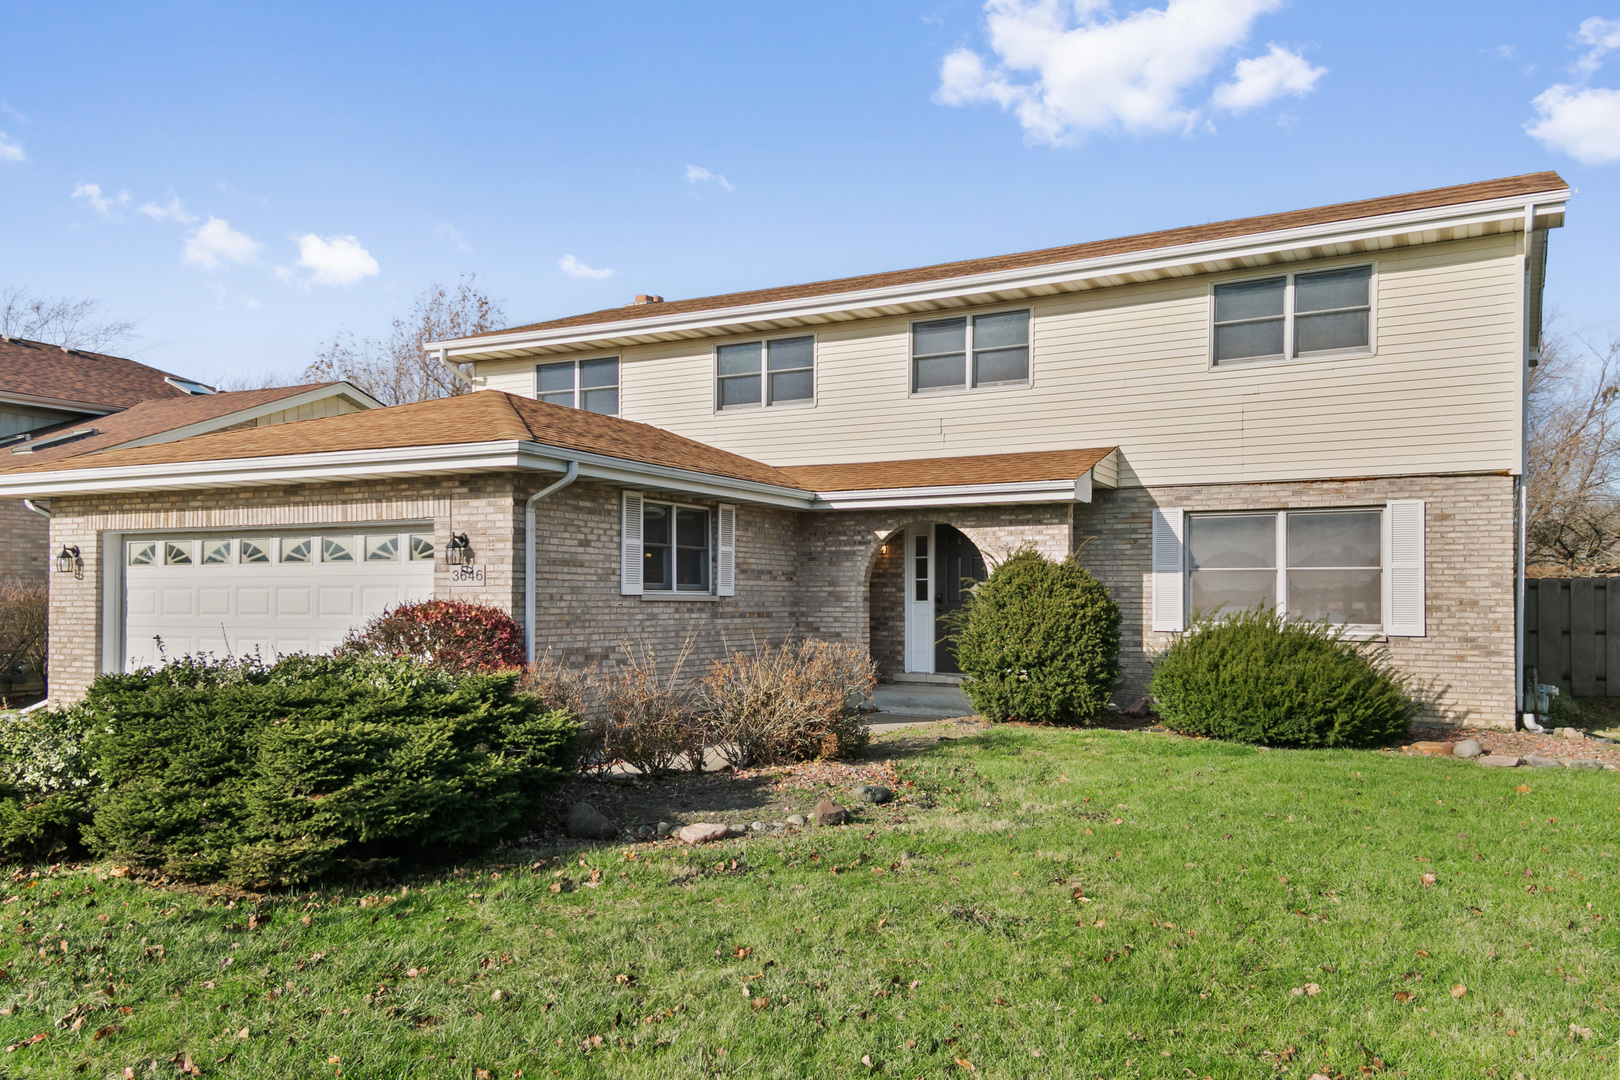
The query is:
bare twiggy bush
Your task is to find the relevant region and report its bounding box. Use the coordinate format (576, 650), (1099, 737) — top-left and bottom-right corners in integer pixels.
(698, 640), (874, 766)
(0, 583), (48, 693)
(520, 651), (607, 774)
(1528, 327), (1620, 573)
(597, 638), (703, 776)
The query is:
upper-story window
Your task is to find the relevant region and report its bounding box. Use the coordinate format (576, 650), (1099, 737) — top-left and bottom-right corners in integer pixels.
(1212, 266), (1372, 365)
(716, 335), (814, 410)
(911, 309), (1030, 394)
(537, 357), (619, 415)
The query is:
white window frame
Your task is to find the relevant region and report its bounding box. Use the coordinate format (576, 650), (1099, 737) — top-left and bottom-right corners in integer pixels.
(909, 306), (1033, 396)
(534, 356), (621, 415)
(639, 498), (715, 597)
(1208, 262), (1376, 368)
(714, 333), (817, 412)
(1183, 507), (1388, 634)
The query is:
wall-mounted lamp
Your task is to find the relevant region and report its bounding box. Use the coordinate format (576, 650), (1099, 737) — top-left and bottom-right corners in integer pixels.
(55, 544), (82, 575)
(445, 532), (474, 566)
(880, 543), (890, 556)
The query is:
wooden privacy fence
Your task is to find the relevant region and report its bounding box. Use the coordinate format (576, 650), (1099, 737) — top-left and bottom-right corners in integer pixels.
(1526, 577), (1620, 697)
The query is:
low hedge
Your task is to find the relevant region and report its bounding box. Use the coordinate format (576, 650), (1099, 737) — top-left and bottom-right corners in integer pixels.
(1150, 608), (1418, 747)
(81, 654), (577, 887)
(0, 704), (98, 862)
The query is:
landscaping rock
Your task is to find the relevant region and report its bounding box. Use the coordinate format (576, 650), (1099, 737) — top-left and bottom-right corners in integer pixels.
(1453, 738), (1484, 760)
(813, 800), (849, 827)
(1557, 727), (1586, 740)
(1566, 758), (1606, 770)
(636, 824), (654, 838)
(851, 783), (893, 805)
(678, 823), (731, 845)
(1524, 754), (1564, 768)
(785, 814), (807, 827)
(655, 821), (674, 837)
(1121, 697), (1153, 719)
(566, 802), (617, 841)
(749, 821), (767, 833)
(1409, 741), (1450, 756)
(1476, 755), (1521, 767)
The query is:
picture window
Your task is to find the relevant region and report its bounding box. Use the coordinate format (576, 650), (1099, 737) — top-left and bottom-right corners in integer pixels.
(1213, 266), (1371, 364)
(537, 357), (619, 415)
(716, 335), (814, 409)
(1185, 509), (1382, 627)
(912, 310), (1029, 393)
(642, 502), (711, 592)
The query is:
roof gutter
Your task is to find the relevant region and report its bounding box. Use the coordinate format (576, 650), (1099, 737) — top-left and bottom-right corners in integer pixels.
(523, 461), (579, 664)
(433, 188), (1571, 358)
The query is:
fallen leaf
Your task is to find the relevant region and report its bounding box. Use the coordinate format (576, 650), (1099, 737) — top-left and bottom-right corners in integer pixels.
(905, 1039), (917, 1049)
(1420, 873), (1437, 887)
(752, 996), (769, 1010)
(4, 1032), (47, 1052)
(1393, 992), (1414, 1004)
(734, 947), (751, 960)
(1571, 1023), (1593, 1040)
(1290, 987), (1305, 997)
(92, 1024), (121, 1042)
(1450, 984), (1467, 998)
(236, 1027), (249, 1040)
(1415, 950), (1430, 958)
(1516, 785), (1532, 794)
(861, 1054), (873, 1067)
(955, 1058), (975, 1071)
(328, 1056), (341, 1064)
(1304, 983), (1321, 996)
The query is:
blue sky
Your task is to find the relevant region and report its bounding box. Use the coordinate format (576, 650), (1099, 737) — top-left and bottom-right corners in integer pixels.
(3, 1), (1619, 384)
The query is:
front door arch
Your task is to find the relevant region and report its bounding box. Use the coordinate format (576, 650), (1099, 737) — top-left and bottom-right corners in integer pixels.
(904, 522), (987, 674)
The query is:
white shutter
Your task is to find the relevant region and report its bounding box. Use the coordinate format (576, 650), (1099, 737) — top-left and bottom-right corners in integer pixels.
(1384, 499), (1425, 636)
(1151, 507), (1186, 633)
(620, 491), (644, 596)
(716, 504), (736, 597)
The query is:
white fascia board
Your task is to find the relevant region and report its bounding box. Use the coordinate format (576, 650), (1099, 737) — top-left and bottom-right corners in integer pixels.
(436, 190), (1570, 358)
(0, 391), (119, 416)
(811, 476), (1087, 510)
(112, 384), (386, 451)
(0, 437), (819, 510)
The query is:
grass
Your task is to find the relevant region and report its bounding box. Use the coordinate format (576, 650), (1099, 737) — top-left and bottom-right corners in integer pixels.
(1, 723), (1616, 1079)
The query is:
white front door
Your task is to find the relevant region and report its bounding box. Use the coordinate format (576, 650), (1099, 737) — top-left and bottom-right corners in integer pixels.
(904, 524), (935, 673)
(121, 529), (436, 670)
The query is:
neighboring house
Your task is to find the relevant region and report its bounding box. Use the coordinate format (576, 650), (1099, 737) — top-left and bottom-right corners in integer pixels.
(0, 172), (1567, 730)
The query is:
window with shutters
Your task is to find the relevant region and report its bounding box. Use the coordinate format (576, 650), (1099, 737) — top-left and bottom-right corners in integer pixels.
(1185, 508), (1383, 628)
(1210, 265), (1373, 365)
(641, 501), (711, 592)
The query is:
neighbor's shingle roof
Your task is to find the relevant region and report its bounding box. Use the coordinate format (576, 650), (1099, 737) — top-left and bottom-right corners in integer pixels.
(466, 172), (1569, 340)
(776, 448), (1115, 492)
(0, 337), (199, 409)
(0, 384), (340, 469)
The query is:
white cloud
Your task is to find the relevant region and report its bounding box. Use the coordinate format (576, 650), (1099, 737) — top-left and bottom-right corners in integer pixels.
(139, 196), (198, 224)
(0, 131), (22, 163)
(72, 182), (130, 217)
(436, 222), (472, 253)
(684, 164), (734, 193)
(0, 101), (27, 124)
(936, 0), (1318, 144)
(183, 217), (261, 271)
(557, 254), (615, 281)
(290, 233), (379, 286)
(1526, 16), (1620, 164)
(1212, 44), (1325, 111)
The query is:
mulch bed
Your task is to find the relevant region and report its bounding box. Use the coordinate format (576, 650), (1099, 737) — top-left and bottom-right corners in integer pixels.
(1402, 725), (1620, 766)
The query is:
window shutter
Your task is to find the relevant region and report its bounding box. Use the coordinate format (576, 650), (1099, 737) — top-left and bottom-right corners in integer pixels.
(620, 491), (644, 596)
(1150, 507), (1186, 633)
(1384, 499), (1425, 636)
(716, 504), (736, 597)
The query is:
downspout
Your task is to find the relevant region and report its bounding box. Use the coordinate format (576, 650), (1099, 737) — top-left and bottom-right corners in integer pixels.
(1517, 202), (1541, 733)
(22, 499), (50, 518)
(524, 461), (580, 664)
(436, 348), (474, 391)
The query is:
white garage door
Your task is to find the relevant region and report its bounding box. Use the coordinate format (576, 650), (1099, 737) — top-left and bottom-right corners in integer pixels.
(122, 530), (436, 671)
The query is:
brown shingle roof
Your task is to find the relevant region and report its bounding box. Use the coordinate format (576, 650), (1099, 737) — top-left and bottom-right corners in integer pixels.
(778, 448), (1114, 492)
(468, 172), (1569, 341)
(3, 391), (803, 489)
(0, 384), (340, 469)
(0, 337), (199, 410)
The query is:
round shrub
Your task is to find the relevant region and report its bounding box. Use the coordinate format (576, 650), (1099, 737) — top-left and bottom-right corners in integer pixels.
(1150, 608), (1418, 747)
(338, 599), (525, 674)
(952, 547), (1120, 723)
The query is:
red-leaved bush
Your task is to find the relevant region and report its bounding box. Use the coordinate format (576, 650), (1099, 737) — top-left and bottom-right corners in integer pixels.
(338, 600), (525, 674)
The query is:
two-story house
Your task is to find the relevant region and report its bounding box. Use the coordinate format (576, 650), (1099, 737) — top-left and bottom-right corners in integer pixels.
(0, 172), (1566, 729)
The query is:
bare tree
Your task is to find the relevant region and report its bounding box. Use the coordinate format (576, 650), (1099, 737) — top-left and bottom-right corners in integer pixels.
(0, 286), (138, 353)
(304, 274), (505, 406)
(1526, 325), (1620, 573)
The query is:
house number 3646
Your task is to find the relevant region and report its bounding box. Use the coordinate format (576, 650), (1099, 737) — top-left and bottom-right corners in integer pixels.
(449, 565), (485, 586)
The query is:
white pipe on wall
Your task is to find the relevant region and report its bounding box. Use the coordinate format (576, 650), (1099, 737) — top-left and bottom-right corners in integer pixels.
(523, 461), (580, 664)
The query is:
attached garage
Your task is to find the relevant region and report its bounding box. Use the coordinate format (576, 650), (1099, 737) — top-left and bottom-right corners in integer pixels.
(118, 528), (436, 670)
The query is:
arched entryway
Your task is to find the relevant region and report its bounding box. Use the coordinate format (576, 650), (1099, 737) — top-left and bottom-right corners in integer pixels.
(868, 521), (988, 678)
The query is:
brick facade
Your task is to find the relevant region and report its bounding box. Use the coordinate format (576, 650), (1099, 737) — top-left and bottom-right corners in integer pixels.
(1072, 473), (1516, 730)
(41, 469), (1518, 729)
(0, 499), (48, 588)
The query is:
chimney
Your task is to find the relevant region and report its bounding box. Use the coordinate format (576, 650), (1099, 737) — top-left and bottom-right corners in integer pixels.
(630, 294), (664, 305)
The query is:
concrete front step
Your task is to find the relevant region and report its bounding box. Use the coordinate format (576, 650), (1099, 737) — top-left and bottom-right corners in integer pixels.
(870, 681), (972, 717)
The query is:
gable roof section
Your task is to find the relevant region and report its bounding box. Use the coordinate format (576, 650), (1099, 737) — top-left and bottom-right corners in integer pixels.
(447, 172), (1569, 351)
(1, 383), (367, 468)
(778, 448), (1113, 492)
(0, 337), (200, 411)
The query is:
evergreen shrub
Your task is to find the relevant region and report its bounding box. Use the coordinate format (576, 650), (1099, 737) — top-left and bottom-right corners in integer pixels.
(82, 654), (576, 886)
(1150, 608), (1418, 747)
(338, 599), (525, 674)
(952, 547), (1121, 723)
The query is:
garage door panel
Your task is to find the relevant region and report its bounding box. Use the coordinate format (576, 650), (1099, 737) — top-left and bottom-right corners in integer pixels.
(122, 534), (435, 671)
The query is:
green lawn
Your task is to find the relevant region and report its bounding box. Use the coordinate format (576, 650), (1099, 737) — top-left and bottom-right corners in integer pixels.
(2, 724), (1616, 1079)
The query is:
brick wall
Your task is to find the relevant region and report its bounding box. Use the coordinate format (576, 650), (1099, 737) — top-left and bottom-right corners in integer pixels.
(868, 540), (905, 680)
(0, 499), (48, 588)
(1072, 473), (1516, 729)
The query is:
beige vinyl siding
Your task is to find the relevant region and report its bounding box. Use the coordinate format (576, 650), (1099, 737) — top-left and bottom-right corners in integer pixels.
(473, 233), (1524, 488)
(253, 396), (365, 427)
